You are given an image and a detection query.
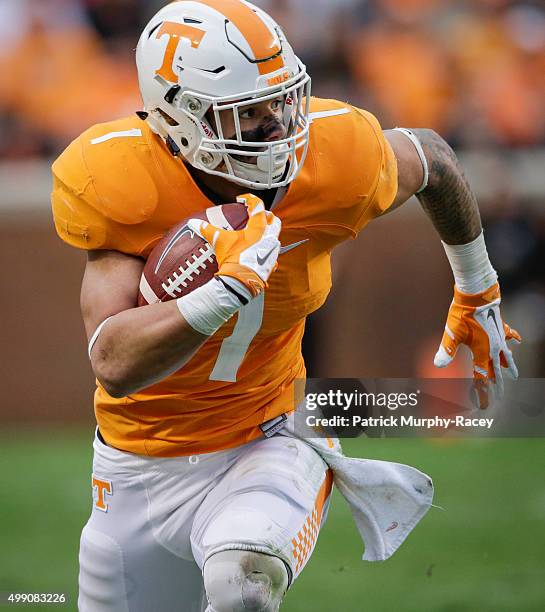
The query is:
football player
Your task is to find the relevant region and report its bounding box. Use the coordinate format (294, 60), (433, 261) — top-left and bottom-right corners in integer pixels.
(51, 1), (520, 611)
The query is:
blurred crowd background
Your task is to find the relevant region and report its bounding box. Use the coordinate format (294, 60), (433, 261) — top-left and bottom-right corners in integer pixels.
(1, 0), (544, 155)
(1, 0), (545, 424)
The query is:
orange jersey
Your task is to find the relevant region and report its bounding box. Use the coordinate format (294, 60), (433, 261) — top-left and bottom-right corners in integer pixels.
(51, 97), (398, 456)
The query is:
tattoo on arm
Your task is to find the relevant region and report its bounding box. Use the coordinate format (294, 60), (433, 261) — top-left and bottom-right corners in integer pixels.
(411, 128), (482, 245)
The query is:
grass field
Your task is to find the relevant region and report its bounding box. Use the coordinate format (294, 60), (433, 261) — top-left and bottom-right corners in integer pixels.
(1, 428), (545, 611)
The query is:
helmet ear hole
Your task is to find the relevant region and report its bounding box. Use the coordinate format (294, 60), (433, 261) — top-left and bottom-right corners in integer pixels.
(156, 109), (179, 126)
(164, 85), (181, 104)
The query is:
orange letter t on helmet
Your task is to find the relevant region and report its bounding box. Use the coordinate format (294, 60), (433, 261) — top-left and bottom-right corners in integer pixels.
(155, 22), (206, 82)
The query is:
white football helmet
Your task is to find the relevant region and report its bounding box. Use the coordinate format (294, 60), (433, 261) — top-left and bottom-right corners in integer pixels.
(136, 0), (311, 190)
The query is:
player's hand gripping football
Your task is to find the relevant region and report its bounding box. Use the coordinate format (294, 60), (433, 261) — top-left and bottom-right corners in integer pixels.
(188, 194), (281, 298)
(434, 283), (521, 408)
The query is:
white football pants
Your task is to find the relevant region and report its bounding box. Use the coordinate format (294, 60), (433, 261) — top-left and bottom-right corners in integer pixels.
(78, 431), (332, 611)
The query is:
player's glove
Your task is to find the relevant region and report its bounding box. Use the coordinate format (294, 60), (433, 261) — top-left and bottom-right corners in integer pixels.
(187, 193), (281, 299)
(434, 282), (521, 407)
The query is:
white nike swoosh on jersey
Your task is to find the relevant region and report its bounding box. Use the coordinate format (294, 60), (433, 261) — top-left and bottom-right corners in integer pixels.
(279, 239), (309, 254)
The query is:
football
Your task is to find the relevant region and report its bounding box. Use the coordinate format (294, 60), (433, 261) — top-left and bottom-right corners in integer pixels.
(138, 203), (248, 306)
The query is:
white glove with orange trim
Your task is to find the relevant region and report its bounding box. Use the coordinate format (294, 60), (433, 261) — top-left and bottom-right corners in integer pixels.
(434, 282), (521, 407)
(187, 193), (281, 300)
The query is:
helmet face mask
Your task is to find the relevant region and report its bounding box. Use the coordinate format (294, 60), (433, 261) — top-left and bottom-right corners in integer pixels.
(136, 0), (311, 190)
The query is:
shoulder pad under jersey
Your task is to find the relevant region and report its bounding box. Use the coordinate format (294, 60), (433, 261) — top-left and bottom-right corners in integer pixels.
(299, 98), (397, 238)
(52, 117), (160, 226)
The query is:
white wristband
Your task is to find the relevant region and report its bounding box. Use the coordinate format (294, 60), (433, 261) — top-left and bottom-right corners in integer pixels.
(442, 231), (498, 294)
(177, 277), (245, 336)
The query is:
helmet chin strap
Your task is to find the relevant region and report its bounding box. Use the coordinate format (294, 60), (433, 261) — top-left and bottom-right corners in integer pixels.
(229, 143), (290, 186)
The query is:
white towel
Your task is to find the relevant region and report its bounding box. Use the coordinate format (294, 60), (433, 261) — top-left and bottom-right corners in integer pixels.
(279, 414), (434, 561)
